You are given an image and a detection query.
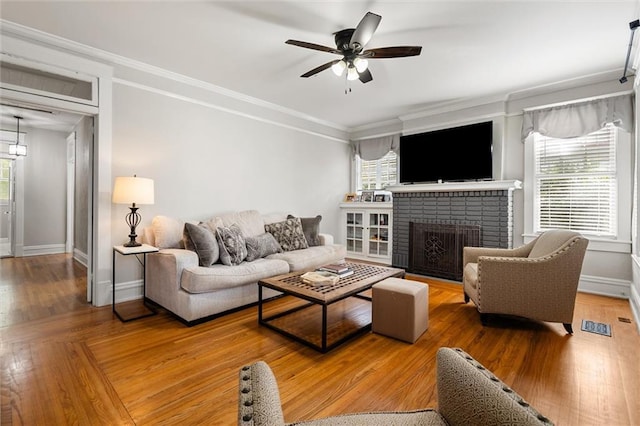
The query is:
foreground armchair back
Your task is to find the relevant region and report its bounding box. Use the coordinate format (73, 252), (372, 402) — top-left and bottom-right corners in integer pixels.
(463, 229), (588, 333)
(238, 347), (553, 425)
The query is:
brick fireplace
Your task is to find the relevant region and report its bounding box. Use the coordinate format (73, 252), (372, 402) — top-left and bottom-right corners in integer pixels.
(389, 181), (521, 280)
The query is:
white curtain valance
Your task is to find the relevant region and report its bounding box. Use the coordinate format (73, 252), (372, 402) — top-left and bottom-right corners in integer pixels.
(351, 134), (400, 161)
(521, 94), (634, 141)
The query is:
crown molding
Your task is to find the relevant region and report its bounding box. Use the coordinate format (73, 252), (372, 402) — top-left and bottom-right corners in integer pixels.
(114, 78), (348, 144)
(398, 94), (508, 122)
(0, 19), (348, 136)
(506, 68), (628, 102)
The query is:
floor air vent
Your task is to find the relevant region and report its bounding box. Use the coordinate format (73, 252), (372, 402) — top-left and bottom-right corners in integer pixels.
(581, 320), (611, 337)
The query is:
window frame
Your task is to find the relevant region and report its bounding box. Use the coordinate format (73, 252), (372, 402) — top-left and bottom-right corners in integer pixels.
(532, 124), (618, 237)
(524, 124), (632, 250)
(355, 150), (398, 191)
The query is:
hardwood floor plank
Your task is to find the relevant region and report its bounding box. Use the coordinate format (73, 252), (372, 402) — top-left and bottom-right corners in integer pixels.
(1, 255), (639, 425)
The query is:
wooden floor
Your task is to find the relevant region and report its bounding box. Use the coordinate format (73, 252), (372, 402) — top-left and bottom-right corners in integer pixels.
(1, 254), (639, 425)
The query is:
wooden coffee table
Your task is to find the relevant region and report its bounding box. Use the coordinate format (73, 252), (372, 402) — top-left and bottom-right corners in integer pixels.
(258, 261), (405, 352)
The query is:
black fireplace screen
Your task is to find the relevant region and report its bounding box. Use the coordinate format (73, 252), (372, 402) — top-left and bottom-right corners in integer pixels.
(409, 222), (481, 281)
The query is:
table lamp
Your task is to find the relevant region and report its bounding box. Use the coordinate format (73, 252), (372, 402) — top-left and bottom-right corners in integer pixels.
(112, 175), (154, 247)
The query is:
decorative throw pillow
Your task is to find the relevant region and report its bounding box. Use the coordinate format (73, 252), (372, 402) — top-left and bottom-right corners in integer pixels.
(183, 223), (219, 266)
(287, 214), (322, 246)
(216, 224), (248, 266)
(152, 215), (185, 249)
(264, 217), (309, 252)
(245, 233), (283, 262)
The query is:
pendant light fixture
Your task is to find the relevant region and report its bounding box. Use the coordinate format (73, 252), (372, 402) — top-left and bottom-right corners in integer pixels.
(9, 116), (26, 156)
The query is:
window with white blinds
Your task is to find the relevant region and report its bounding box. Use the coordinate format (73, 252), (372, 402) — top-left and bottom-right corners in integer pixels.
(357, 151), (398, 190)
(534, 124), (617, 236)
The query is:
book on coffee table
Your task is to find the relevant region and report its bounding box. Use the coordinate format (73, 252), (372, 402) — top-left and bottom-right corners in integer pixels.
(317, 263), (352, 275)
(301, 271), (339, 286)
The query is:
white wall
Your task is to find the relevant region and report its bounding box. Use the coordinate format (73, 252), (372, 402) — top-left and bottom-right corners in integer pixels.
(23, 127), (68, 255)
(105, 69), (351, 304)
(111, 82), (351, 242)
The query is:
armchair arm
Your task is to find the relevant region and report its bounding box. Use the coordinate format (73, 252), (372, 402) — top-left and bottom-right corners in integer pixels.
(437, 348), (552, 425)
(463, 239), (536, 266)
(146, 249), (198, 311)
(238, 361), (285, 426)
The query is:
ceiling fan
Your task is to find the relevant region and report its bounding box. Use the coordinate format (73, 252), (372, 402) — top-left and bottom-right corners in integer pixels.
(285, 12), (422, 85)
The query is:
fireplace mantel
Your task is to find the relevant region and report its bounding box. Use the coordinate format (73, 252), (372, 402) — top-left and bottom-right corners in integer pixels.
(387, 180), (522, 193)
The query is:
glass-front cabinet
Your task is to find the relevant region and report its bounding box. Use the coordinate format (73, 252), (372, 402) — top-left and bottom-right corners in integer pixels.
(346, 211), (364, 254)
(368, 211), (390, 257)
(340, 203), (392, 264)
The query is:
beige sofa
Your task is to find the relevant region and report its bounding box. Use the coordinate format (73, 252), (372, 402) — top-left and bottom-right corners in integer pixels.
(238, 347), (554, 425)
(143, 210), (346, 325)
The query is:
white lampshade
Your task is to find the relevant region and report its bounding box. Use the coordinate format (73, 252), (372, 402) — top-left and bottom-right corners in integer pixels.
(331, 60), (347, 76)
(112, 176), (154, 205)
(353, 57), (368, 73)
(347, 66), (359, 81)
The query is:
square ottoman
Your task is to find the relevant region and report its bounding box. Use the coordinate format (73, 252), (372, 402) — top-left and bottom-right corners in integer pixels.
(372, 278), (428, 343)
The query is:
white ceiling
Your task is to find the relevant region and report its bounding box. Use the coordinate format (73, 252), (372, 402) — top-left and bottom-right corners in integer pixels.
(1, 1), (639, 131)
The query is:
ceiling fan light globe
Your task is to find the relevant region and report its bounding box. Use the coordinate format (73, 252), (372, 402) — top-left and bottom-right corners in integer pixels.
(353, 57), (368, 72)
(347, 66), (359, 81)
(331, 60), (346, 76)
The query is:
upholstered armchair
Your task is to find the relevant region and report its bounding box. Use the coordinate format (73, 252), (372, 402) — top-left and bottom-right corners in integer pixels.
(463, 229), (588, 334)
(238, 347), (553, 426)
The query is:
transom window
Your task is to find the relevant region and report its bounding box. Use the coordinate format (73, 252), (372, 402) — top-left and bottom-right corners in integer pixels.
(533, 124), (617, 236)
(357, 151), (398, 190)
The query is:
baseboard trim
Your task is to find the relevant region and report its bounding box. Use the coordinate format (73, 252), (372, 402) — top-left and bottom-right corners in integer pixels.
(112, 279), (143, 305)
(22, 244), (66, 257)
(629, 284), (640, 335)
(578, 274), (630, 299)
(73, 248), (88, 267)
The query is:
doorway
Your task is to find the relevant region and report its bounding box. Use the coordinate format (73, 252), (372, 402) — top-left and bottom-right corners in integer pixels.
(0, 104), (93, 300)
(0, 157), (14, 257)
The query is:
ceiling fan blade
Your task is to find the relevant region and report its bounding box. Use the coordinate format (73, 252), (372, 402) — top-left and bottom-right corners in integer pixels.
(349, 12), (381, 51)
(362, 46), (422, 58)
(358, 68), (373, 83)
(285, 39), (342, 55)
(300, 60), (341, 78)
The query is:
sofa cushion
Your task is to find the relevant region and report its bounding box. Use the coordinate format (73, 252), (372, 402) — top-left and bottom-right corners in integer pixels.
(183, 223), (219, 266)
(463, 262), (478, 289)
(180, 258), (290, 293)
(245, 232), (283, 262)
(267, 244), (346, 271)
(152, 215), (185, 249)
(216, 224), (248, 266)
(213, 210), (265, 238)
(264, 217), (309, 252)
(287, 214), (322, 246)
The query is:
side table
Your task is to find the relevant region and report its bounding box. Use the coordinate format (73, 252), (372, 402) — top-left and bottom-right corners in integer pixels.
(112, 244), (159, 322)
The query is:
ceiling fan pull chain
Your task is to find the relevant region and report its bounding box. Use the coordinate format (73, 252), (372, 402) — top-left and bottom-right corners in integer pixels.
(344, 74), (352, 95)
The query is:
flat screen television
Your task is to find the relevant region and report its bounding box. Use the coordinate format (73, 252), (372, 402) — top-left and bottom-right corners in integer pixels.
(399, 121), (493, 184)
